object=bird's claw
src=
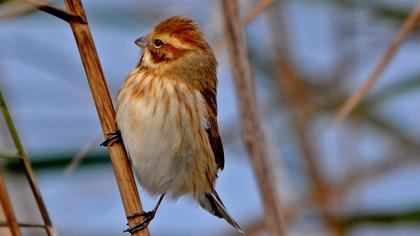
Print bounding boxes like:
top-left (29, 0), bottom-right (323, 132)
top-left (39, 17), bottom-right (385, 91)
top-left (100, 130), bottom-right (121, 147)
top-left (124, 211), bottom-right (156, 233)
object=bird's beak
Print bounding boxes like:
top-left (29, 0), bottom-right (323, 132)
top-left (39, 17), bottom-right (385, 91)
top-left (135, 35), bottom-right (148, 48)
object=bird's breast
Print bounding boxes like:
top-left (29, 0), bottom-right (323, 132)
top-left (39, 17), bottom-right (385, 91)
top-left (116, 71), bottom-right (216, 197)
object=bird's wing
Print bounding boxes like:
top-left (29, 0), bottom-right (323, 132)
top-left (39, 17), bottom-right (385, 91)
top-left (200, 88), bottom-right (225, 170)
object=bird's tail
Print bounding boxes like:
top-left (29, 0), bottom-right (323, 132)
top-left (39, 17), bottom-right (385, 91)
top-left (199, 191), bottom-right (243, 233)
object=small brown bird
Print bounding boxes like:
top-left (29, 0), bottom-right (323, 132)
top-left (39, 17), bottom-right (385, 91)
top-left (112, 16), bottom-right (242, 233)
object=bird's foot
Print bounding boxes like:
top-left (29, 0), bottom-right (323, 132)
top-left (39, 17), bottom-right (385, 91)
top-left (100, 130), bottom-right (121, 147)
top-left (124, 211), bottom-right (156, 233)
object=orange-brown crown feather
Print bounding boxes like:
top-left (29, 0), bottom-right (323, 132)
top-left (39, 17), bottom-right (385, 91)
top-left (152, 16), bottom-right (209, 50)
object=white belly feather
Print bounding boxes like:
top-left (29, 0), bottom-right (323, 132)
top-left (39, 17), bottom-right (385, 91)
top-left (116, 72), bottom-right (216, 199)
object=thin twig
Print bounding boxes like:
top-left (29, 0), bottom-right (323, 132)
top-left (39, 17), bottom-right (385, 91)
top-left (267, 1), bottom-right (345, 235)
top-left (221, 1), bottom-right (286, 235)
top-left (329, 0), bottom-right (359, 91)
top-left (0, 1), bottom-right (37, 21)
top-left (0, 151), bottom-right (20, 160)
top-left (64, 136), bottom-right (101, 174)
top-left (215, 0), bottom-right (275, 50)
top-left (0, 172), bottom-right (21, 236)
top-left (334, 3), bottom-right (420, 123)
top-left (341, 207), bottom-right (420, 227)
top-left (242, 0), bottom-right (275, 25)
top-left (220, 199), bottom-right (301, 236)
top-left (55, 1), bottom-right (149, 235)
top-left (25, 0), bottom-right (86, 23)
top-left (333, 152), bottom-right (418, 202)
top-left (0, 89), bottom-right (55, 236)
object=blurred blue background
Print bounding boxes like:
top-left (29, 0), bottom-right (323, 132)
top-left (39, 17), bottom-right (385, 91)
top-left (1, 0), bottom-right (420, 235)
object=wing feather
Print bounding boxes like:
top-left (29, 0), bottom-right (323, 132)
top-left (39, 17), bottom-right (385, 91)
top-left (200, 88), bottom-right (224, 170)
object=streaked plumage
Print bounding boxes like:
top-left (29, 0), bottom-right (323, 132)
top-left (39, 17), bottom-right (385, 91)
top-left (115, 16), bottom-right (241, 232)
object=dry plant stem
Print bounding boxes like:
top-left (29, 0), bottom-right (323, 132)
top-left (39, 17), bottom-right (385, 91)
top-left (242, 0), bottom-right (274, 25)
top-left (0, 1), bottom-right (37, 21)
top-left (0, 172), bottom-right (21, 236)
top-left (221, 1), bottom-right (286, 235)
top-left (223, 205), bottom-right (298, 236)
top-left (65, 137), bottom-right (101, 174)
top-left (329, 0), bottom-right (358, 90)
top-left (0, 89), bottom-right (55, 236)
top-left (243, 223), bottom-right (265, 236)
top-left (25, 0), bottom-right (86, 23)
top-left (221, 204), bottom-right (300, 236)
top-left (60, 1), bottom-right (148, 235)
top-left (334, 4), bottom-right (420, 123)
top-left (267, 2), bottom-right (345, 235)
top-left (278, 85), bottom-right (345, 235)
top-left (333, 152), bottom-right (418, 202)
top-left (215, 0), bottom-right (275, 50)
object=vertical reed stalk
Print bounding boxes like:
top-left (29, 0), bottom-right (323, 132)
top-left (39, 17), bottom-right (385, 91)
top-left (221, 1), bottom-right (286, 235)
top-left (61, 1), bottom-right (149, 235)
top-left (267, 2), bottom-right (345, 235)
top-left (0, 172), bottom-right (21, 236)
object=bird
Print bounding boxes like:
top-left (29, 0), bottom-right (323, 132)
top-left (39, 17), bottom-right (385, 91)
top-left (105, 16), bottom-right (242, 233)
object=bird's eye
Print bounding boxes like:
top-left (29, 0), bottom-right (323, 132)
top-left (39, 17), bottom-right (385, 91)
top-left (153, 39), bottom-right (164, 48)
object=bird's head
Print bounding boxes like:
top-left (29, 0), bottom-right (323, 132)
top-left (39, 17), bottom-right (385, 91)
top-left (135, 16), bottom-right (215, 73)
